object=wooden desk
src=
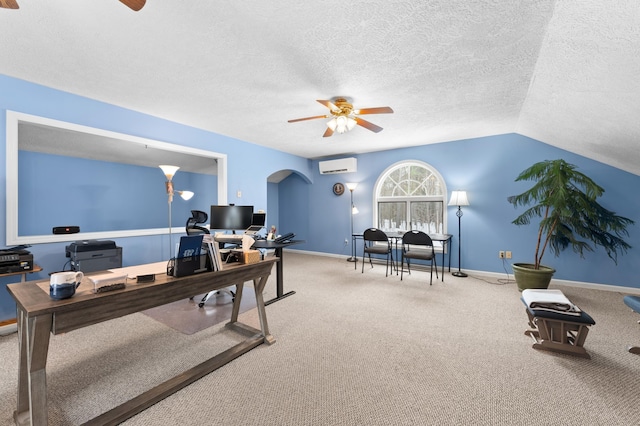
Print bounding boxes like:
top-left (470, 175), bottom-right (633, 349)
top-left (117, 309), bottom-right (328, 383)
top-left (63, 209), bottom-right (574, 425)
top-left (0, 266), bottom-right (43, 334)
top-left (1, 264), bottom-right (43, 282)
top-left (7, 258), bottom-right (277, 426)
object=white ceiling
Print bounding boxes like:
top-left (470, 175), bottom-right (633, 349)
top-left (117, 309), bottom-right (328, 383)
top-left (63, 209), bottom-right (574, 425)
top-left (1, 1), bottom-right (639, 174)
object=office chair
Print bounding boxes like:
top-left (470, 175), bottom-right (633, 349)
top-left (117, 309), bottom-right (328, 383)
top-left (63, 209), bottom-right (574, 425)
top-left (184, 210), bottom-right (235, 307)
top-left (401, 230), bottom-right (438, 285)
top-left (185, 210), bottom-right (210, 235)
top-left (362, 228), bottom-right (393, 277)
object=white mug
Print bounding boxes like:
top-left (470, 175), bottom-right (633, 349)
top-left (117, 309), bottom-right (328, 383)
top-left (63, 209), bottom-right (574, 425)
top-left (49, 271), bottom-right (84, 300)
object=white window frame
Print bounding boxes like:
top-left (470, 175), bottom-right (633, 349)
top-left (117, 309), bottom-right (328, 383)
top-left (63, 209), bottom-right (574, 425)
top-left (373, 160), bottom-right (448, 250)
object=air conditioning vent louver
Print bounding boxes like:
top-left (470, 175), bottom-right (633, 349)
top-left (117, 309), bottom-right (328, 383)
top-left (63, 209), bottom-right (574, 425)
top-left (319, 157), bottom-right (357, 174)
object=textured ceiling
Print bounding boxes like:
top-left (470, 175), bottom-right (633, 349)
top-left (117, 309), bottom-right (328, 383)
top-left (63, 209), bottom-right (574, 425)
top-left (1, 1), bottom-right (639, 174)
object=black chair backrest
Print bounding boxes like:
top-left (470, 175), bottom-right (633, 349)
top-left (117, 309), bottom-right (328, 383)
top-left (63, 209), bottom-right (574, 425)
top-left (363, 228), bottom-right (389, 243)
top-left (186, 210), bottom-right (210, 235)
top-left (402, 230), bottom-right (433, 247)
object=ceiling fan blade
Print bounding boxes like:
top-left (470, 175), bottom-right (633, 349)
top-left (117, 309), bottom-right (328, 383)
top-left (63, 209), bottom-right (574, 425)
top-left (288, 115), bottom-right (328, 123)
top-left (354, 106), bottom-right (394, 115)
top-left (0, 0), bottom-right (19, 9)
top-left (316, 100), bottom-right (339, 111)
top-left (355, 117), bottom-right (383, 133)
top-left (120, 0), bottom-right (146, 11)
top-left (323, 127), bottom-right (334, 138)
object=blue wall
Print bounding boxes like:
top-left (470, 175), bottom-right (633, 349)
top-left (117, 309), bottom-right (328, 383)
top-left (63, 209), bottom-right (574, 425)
top-left (19, 152), bottom-right (216, 234)
top-left (2, 73), bottom-right (639, 322)
top-left (289, 135), bottom-right (640, 289)
top-left (0, 74), bottom-right (311, 320)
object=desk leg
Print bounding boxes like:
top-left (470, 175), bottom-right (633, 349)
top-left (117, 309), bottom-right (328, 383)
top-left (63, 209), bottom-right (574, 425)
top-left (253, 276), bottom-right (275, 344)
top-left (441, 243), bottom-right (446, 282)
top-left (14, 310), bottom-right (52, 426)
top-left (229, 283), bottom-right (243, 323)
top-left (265, 248), bottom-right (295, 305)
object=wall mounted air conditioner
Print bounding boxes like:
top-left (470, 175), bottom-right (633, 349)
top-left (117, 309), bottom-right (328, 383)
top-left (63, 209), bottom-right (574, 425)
top-left (318, 157), bottom-right (357, 175)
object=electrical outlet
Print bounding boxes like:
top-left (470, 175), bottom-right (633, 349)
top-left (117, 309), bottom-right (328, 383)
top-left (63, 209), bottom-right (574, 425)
top-left (499, 251), bottom-right (505, 259)
top-left (506, 251), bottom-right (512, 259)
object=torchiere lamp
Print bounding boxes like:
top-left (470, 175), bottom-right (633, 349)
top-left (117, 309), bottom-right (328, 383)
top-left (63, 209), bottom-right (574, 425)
top-left (346, 182), bottom-right (359, 262)
top-left (159, 165), bottom-right (194, 260)
top-left (448, 190), bottom-right (469, 278)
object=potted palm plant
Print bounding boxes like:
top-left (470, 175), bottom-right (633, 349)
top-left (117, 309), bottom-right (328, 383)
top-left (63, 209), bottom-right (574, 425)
top-left (507, 159), bottom-right (634, 291)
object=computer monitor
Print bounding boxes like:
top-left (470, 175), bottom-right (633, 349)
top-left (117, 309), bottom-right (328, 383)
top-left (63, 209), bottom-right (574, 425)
top-left (209, 205), bottom-right (254, 231)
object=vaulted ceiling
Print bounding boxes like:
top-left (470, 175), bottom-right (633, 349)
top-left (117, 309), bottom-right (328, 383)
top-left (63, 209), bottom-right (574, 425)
top-left (1, 1), bottom-right (639, 174)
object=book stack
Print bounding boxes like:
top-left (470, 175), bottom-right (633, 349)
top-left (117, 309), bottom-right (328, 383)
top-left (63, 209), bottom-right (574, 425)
top-left (203, 235), bottom-right (223, 271)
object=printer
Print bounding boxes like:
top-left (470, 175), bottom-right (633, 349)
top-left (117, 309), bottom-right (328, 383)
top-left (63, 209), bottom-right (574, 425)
top-left (65, 240), bottom-right (122, 273)
top-left (0, 248), bottom-right (34, 274)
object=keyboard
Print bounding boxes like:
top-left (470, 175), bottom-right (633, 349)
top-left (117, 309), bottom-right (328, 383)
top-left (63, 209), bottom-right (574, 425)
top-left (214, 234), bottom-right (243, 244)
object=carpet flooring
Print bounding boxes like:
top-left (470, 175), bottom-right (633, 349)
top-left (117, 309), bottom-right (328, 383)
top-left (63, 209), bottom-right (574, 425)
top-left (1, 252), bottom-right (639, 425)
top-left (141, 288), bottom-right (256, 335)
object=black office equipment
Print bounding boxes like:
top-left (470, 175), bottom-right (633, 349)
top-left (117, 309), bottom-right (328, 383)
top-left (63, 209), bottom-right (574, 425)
top-left (274, 232), bottom-right (295, 243)
top-left (245, 212), bottom-right (266, 235)
top-left (210, 205), bottom-right (254, 231)
top-left (53, 226), bottom-right (80, 234)
top-left (0, 248), bottom-right (33, 273)
top-left (65, 240), bottom-right (122, 273)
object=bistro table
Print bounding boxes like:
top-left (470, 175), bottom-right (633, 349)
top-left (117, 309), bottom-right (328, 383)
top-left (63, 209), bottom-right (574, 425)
top-left (352, 231), bottom-right (452, 281)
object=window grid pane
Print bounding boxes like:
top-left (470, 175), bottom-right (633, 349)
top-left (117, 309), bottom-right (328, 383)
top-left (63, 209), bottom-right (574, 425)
top-left (378, 202), bottom-right (407, 231)
top-left (376, 162), bottom-right (446, 233)
top-left (410, 201), bottom-right (444, 234)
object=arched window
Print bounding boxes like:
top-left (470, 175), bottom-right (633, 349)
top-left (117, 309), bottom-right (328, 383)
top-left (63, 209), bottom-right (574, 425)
top-left (373, 161), bottom-right (447, 234)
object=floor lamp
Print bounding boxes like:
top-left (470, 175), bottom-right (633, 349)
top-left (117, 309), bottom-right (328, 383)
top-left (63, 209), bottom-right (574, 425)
top-left (346, 182), bottom-right (359, 262)
top-left (448, 190), bottom-right (469, 278)
top-left (159, 165), bottom-right (194, 260)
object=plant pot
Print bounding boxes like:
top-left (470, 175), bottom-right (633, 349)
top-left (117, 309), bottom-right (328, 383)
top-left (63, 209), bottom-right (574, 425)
top-left (512, 263), bottom-right (556, 292)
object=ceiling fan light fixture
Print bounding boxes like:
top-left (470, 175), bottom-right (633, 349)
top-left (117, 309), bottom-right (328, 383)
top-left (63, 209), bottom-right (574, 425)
top-left (292, 97), bottom-right (392, 137)
top-left (327, 116), bottom-right (356, 134)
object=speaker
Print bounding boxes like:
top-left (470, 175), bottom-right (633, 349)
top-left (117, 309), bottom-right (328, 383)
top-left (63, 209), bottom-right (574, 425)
top-left (53, 226), bottom-right (80, 235)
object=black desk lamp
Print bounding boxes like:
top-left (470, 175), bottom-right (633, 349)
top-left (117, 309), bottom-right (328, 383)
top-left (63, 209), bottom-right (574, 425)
top-left (448, 190), bottom-right (469, 278)
top-left (346, 182), bottom-right (359, 262)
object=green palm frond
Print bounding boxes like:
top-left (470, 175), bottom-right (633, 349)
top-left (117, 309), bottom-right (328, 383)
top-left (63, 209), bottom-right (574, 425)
top-left (508, 159), bottom-right (633, 269)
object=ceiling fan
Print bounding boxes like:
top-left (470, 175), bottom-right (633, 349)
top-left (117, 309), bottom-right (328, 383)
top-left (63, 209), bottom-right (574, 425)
top-left (288, 97), bottom-right (393, 137)
top-left (0, 0), bottom-right (146, 11)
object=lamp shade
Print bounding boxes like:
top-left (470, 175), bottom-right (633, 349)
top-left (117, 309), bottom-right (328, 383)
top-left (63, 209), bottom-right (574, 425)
top-left (178, 190), bottom-right (194, 201)
top-left (448, 190), bottom-right (469, 206)
top-left (159, 165), bottom-right (179, 180)
top-left (345, 182), bottom-right (358, 191)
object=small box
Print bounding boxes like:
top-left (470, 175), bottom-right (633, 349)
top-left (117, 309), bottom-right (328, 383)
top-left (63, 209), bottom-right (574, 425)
top-left (89, 273), bottom-right (128, 293)
top-left (242, 250), bottom-right (261, 264)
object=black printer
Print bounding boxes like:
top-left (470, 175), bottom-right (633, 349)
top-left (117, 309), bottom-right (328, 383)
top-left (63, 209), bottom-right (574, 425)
top-left (0, 248), bottom-right (34, 274)
top-left (65, 240), bottom-right (123, 272)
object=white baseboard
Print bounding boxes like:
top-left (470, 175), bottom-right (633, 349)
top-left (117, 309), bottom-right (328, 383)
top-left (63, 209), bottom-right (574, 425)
top-left (289, 249), bottom-right (640, 295)
top-left (0, 323), bottom-right (17, 336)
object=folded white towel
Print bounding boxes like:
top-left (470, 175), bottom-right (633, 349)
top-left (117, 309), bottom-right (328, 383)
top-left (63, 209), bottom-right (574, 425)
top-left (522, 289), bottom-right (582, 316)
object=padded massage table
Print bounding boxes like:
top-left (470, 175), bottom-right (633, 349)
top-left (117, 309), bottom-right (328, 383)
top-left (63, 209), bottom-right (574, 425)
top-left (521, 289), bottom-right (595, 359)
